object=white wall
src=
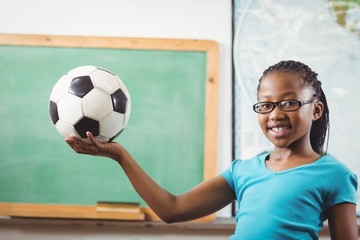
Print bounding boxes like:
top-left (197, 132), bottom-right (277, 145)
top-left (0, 0), bottom-right (233, 238)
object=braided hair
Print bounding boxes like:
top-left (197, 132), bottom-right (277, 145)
top-left (258, 60), bottom-right (330, 155)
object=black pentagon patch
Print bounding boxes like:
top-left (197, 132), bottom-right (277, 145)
top-left (68, 76), bottom-right (94, 98)
top-left (111, 88), bottom-right (128, 113)
top-left (49, 100), bottom-right (59, 124)
top-left (74, 117), bottom-right (99, 138)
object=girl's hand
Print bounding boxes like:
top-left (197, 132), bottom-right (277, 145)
top-left (65, 132), bottom-right (122, 160)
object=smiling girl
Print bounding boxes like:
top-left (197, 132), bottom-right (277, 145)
top-left (66, 60), bottom-right (358, 239)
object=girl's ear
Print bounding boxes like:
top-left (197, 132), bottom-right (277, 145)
top-left (312, 100), bottom-right (324, 121)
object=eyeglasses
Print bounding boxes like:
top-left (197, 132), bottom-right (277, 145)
top-left (253, 99), bottom-right (315, 114)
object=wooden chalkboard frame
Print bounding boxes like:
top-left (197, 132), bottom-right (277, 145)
top-left (0, 33), bottom-right (219, 222)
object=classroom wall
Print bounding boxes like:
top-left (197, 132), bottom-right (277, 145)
top-left (0, 0), bottom-right (233, 239)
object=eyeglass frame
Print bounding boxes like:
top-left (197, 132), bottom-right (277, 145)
top-left (252, 99), bottom-right (315, 114)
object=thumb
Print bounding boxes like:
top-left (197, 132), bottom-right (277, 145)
top-left (86, 131), bottom-right (99, 146)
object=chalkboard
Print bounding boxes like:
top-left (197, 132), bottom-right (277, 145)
top-left (0, 34), bottom-right (219, 220)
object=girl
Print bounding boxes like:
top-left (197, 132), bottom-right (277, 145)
top-left (65, 60), bottom-right (358, 239)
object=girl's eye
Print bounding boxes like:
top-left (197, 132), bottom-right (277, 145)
top-left (289, 101), bottom-right (297, 105)
top-left (260, 103), bottom-right (272, 109)
top-left (281, 100), bottom-right (298, 109)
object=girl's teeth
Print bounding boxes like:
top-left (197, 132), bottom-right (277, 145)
top-left (272, 127), bottom-right (286, 132)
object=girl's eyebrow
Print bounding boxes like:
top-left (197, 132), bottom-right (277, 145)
top-left (258, 92), bottom-right (298, 101)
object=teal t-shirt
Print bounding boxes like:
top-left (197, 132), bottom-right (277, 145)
top-left (221, 153), bottom-right (358, 240)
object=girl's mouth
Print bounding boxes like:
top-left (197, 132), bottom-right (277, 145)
top-left (268, 126), bottom-right (291, 137)
top-left (270, 127), bottom-right (289, 132)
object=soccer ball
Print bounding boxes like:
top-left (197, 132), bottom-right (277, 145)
top-left (49, 65), bottom-right (131, 143)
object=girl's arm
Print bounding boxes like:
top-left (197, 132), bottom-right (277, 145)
top-left (326, 202), bottom-right (358, 240)
top-left (65, 132), bottom-right (235, 223)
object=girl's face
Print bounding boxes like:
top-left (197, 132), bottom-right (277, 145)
top-left (257, 71), bottom-right (322, 151)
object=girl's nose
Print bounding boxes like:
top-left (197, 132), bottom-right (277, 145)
top-left (269, 106), bottom-right (286, 121)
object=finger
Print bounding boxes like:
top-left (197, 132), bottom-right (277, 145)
top-left (65, 137), bottom-right (78, 149)
top-left (65, 135), bottom-right (88, 153)
top-left (86, 131), bottom-right (99, 147)
top-left (64, 137), bottom-right (73, 145)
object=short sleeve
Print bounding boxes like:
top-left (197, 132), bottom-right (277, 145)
top-left (220, 160), bottom-right (239, 191)
top-left (326, 172), bottom-right (358, 208)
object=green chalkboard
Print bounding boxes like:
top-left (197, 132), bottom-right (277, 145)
top-left (0, 34), bottom-right (219, 212)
